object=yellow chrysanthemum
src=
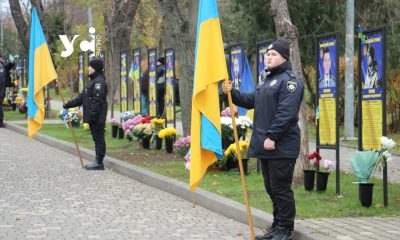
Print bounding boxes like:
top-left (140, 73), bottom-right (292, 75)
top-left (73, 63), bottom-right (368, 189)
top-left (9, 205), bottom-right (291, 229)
top-left (15, 97), bottom-right (24, 104)
top-left (83, 123), bottom-right (90, 130)
top-left (224, 141), bottom-right (249, 158)
top-left (157, 127), bottom-right (176, 139)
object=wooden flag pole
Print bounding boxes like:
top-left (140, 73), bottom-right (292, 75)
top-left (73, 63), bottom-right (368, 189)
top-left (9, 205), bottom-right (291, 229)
top-left (57, 77), bottom-right (84, 168)
top-left (226, 84), bottom-right (255, 239)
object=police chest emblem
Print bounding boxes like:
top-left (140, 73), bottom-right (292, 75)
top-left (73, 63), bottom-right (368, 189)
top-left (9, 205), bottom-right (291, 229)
top-left (95, 83), bottom-right (101, 90)
top-left (270, 79), bottom-right (277, 86)
top-left (287, 81), bottom-right (297, 92)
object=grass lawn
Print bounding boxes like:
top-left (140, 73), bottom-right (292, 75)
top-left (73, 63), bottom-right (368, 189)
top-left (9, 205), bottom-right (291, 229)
top-left (21, 123), bottom-right (400, 219)
top-left (3, 110), bottom-right (27, 121)
top-left (4, 110), bottom-right (60, 121)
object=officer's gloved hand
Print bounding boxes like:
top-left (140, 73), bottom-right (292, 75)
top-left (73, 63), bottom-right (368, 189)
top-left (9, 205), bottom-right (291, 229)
top-left (63, 103), bottom-right (69, 109)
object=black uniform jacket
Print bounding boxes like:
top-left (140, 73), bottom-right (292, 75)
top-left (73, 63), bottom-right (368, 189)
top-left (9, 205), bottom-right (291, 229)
top-left (66, 72), bottom-right (108, 124)
top-left (231, 61), bottom-right (303, 159)
top-left (0, 61), bottom-right (15, 99)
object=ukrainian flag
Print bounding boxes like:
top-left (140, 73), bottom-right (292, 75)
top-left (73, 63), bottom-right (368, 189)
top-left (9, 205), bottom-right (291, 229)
top-left (27, 8), bottom-right (58, 139)
top-left (128, 62), bottom-right (139, 81)
top-left (190, 0), bottom-right (228, 192)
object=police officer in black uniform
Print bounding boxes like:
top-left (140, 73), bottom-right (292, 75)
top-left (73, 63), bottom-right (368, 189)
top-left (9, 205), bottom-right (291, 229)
top-left (0, 55), bottom-right (15, 128)
top-left (223, 39), bottom-right (303, 240)
top-left (64, 59), bottom-right (108, 170)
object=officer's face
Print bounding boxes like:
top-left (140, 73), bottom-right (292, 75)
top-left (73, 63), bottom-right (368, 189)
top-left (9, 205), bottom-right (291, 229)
top-left (88, 66), bottom-right (95, 75)
top-left (266, 50), bottom-right (286, 69)
top-left (323, 52), bottom-right (331, 75)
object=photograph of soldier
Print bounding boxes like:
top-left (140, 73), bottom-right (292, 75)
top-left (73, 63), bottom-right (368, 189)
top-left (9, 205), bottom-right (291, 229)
top-left (232, 55), bottom-right (241, 90)
top-left (364, 44), bottom-right (381, 89)
top-left (318, 47), bottom-right (336, 88)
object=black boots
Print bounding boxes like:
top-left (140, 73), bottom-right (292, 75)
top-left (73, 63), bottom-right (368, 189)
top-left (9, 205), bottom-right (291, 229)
top-left (85, 157), bottom-right (104, 170)
top-left (271, 227), bottom-right (293, 240)
top-left (0, 119), bottom-right (3, 128)
top-left (256, 226), bottom-right (293, 240)
top-left (255, 226), bottom-right (278, 240)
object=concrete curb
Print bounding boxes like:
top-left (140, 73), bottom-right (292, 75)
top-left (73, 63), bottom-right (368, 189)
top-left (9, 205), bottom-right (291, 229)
top-left (5, 121), bottom-right (321, 240)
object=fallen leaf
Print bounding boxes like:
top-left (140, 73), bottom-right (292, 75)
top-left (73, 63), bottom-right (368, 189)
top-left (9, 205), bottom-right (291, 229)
top-left (212, 181), bottom-right (220, 186)
top-left (375, 203), bottom-right (384, 208)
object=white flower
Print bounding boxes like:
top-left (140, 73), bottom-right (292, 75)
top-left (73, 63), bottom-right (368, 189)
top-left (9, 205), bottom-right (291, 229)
top-left (323, 159), bottom-right (334, 172)
top-left (381, 136), bottom-right (396, 150)
top-left (238, 116), bottom-right (253, 127)
top-left (220, 117), bottom-right (232, 126)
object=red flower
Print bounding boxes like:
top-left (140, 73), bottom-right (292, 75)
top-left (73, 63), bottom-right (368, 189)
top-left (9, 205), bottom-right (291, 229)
top-left (307, 151), bottom-right (321, 161)
top-left (314, 160), bottom-right (319, 167)
top-left (140, 116), bottom-right (152, 123)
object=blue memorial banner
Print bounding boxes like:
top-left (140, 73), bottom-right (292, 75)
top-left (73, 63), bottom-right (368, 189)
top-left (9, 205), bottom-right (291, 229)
top-left (165, 49), bottom-right (175, 125)
top-left (120, 51), bottom-right (128, 113)
top-left (148, 49), bottom-right (157, 117)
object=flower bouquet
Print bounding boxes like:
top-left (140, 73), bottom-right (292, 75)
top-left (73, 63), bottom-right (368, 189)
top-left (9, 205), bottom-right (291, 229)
top-left (223, 141), bottom-right (250, 174)
top-left (349, 137), bottom-right (395, 207)
top-left (158, 127), bottom-right (177, 153)
top-left (59, 108), bottom-right (82, 128)
top-left (111, 118), bottom-right (120, 138)
top-left (120, 110), bottom-right (136, 122)
top-left (174, 136), bottom-right (191, 156)
top-left (303, 151), bottom-right (321, 191)
top-left (236, 116), bottom-right (253, 139)
top-left (151, 118), bottom-right (166, 149)
top-left (132, 123), bottom-right (153, 149)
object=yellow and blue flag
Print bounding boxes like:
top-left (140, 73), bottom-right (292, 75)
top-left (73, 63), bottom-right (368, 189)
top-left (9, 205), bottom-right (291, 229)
top-left (190, 0), bottom-right (228, 192)
top-left (129, 62), bottom-right (140, 81)
top-left (238, 54), bottom-right (255, 116)
top-left (27, 8), bottom-right (58, 139)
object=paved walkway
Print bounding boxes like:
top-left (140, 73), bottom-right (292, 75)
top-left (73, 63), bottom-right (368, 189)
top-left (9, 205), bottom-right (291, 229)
top-left (0, 128), bottom-right (252, 239)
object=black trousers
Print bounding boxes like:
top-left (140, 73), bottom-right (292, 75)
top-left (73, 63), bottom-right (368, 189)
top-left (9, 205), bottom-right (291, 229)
top-left (0, 97), bottom-right (4, 120)
top-left (156, 84), bottom-right (165, 118)
top-left (260, 158), bottom-right (296, 230)
top-left (89, 122), bottom-right (106, 163)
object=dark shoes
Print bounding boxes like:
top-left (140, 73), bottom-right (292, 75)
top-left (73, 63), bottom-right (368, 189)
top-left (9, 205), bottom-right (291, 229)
top-left (0, 119), bottom-right (4, 128)
top-left (84, 161), bottom-right (104, 170)
top-left (256, 226), bottom-right (293, 240)
top-left (255, 226), bottom-right (278, 240)
top-left (271, 227), bottom-right (293, 240)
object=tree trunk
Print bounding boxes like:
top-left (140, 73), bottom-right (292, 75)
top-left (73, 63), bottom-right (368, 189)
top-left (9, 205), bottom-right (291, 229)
top-left (157, 0), bottom-right (198, 136)
top-left (270, 0), bottom-right (309, 184)
top-left (103, 0), bottom-right (141, 118)
top-left (9, 0), bottom-right (29, 51)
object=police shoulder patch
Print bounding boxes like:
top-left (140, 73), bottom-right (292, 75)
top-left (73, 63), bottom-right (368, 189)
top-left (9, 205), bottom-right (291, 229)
top-left (287, 81), bottom-right (297, 92)
top-left (95, 83), bottom-right (102, 90)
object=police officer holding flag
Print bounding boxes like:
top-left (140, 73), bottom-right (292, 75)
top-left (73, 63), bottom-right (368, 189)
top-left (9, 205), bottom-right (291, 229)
top-left (64, 59), bottom-right (108, 170)
top-left (223, 39), bottom-right (303, 240)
